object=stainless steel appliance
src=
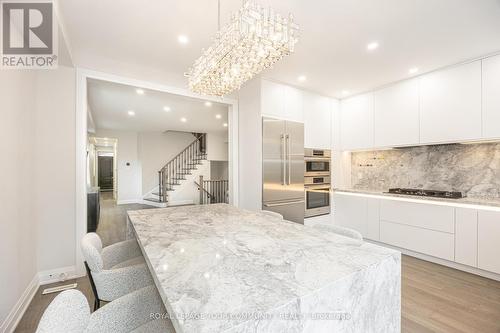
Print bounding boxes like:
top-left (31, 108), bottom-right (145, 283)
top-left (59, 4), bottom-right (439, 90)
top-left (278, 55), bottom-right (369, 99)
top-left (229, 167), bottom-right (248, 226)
top-left (262, 117), bottom-right (305, 224)
top-left (305, 175), bottom-right (331, 217)
top-left (304, 148), bottom-right (331, 177)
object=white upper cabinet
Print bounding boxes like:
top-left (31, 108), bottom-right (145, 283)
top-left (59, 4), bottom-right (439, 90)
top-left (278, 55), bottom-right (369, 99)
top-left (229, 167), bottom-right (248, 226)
top-left (261, 80), bottom-right (303, 122)
top-left (340, 93), bottom-right (374, 150)
top-left (304, 92), bottom-right (332, 149)
top-left (482, 55), bottom-right (500, 139)
top-left (419, 61), bottom-right (482, 144)
top-left (283, 85), bottom-right (304, 122)
top-left (374, 79), bottom-right (420, 147)
top-left (261, 80), bottom-right (285, 119)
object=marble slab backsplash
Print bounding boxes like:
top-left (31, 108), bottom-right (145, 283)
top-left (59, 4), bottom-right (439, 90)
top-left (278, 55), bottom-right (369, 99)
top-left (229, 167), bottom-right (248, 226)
top-left (351, 143), bottom-right (500, 199)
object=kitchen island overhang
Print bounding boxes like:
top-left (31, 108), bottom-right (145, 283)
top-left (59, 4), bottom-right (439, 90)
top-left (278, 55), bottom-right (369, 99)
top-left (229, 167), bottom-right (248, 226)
top-left (127, 204), bottom-right (401, 333)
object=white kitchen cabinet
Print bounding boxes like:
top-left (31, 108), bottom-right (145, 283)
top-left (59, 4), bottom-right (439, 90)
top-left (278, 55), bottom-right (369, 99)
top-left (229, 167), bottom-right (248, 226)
top-left (304, 92), bottom-right (332, 149)
top-left (340, 93), bottom-right (374, 150)
top-left (482, 55), bottom-right (500, 139)
top-left (366, 197), bottom-right (380, 241)
top-left (455, 208), bottom-right (478, 267)
top-left (333, 193), bottom-right (379, 240)
top-left (380, 220), bottom-right (455, 261)
top-left (261, 80), bottom-right (303, 122)
top-left (261, 80), bottom-right (284, 119)
top-left (419, 61), bottom-right (482, 144)
top-left (478, 210), bottom-right (500, 274)
top-left (283, 85), bottom-right (304, 122)
top-left (374, 79), bottom-right (419, 147)
top-left (380, 199), bottom-right (455, 233)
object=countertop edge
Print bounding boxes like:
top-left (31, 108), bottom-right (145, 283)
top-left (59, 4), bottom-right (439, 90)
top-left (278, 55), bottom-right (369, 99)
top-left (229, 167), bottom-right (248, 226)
top-left (333, 189), bottom-right (500, 211)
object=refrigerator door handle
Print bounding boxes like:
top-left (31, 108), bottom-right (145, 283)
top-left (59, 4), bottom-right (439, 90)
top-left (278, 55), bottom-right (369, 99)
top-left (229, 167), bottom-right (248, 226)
top-left (287, 134), bottom-right (291, 185)
top-left (280, 134), bottom-right (286, 185)
top-left (263, 200), bottom-right (305, 207)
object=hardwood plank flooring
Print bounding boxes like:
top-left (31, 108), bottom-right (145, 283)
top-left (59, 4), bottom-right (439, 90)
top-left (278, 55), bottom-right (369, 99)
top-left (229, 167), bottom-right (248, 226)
top-left (13, 193), bottom-right (500, 332)
top-left (14, 192), bottom-right (153, 333)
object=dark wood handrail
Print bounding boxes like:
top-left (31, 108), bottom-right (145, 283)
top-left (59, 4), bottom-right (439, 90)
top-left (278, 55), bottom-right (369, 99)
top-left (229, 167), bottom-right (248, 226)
top-left (194, 181), bottom-right (213, 199)
top-left (159, 134), bottom-right (205, 172)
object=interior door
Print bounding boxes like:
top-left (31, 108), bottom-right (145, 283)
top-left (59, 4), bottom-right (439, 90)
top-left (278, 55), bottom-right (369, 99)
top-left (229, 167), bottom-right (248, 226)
top-left (98, 156), bottom-right (114, 190)
top-left (262, 117), bottom-right (287, 203)
top-left (285, 120), bottom-right (305, 199)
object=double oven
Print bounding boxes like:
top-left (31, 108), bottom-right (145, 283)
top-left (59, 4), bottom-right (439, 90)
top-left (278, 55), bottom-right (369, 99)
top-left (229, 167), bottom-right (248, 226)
top-left (304, 149), bottom-right (331, 218)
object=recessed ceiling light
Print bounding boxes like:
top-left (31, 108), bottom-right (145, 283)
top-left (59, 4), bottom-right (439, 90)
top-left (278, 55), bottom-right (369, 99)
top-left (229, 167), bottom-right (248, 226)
top-left (178, 35), bottom-right (189, 44)
top-left (223, 123), bottom-right (228, 127)
top-left (342, 90), bottom-right (350, 96)
top-left (180, 117), bottom-right (187, 122)
top-left (136, 88), bottom-right (144, 95)
top-left (204, 101), bottom-right (212, 107)
top-left (215, 114), bottom-right (222, 119)
top-left (409, 67), bottom-right (419, 75)
top-left (128, 110), bottom-right (135, 116)
top-left (163, 106), bottom-right (171, 112)
top-left (297, 75), bottom-right (307, 82)
top-left (366, 41), bottom-right (379, 51)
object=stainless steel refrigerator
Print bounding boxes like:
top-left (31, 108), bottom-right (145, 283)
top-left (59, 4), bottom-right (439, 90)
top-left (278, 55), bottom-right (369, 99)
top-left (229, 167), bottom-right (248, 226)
top-left (262, 117), bottom-right (305, 224)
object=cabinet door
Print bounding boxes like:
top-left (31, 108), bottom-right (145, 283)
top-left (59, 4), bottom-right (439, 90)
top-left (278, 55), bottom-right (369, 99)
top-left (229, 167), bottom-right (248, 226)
top-left (455, 208), bottom-right (478, 267)
top-left (478, 210), bottom-right (500, 274)
top-left (419, 61), bottom-right (482, 143)
top-left (374, 79), bottom-right (419, 147)
top-left (482, 55), bottom-right (500, 139)
top-left (340, 93), bottom-right (374, 150)
top-left (304, 92), bottom-right (332, 149)
top-left (261, 80), bottom-right (284, 119)
top-left (334, 193), bottom-right (368, 236)
top-left (333, 193), bottom-right (379, 240)
top-left (283, 85), bottom-right (303, 122)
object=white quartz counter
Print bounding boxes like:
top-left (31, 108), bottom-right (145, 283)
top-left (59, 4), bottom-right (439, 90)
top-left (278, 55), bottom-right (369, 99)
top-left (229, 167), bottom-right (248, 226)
top-left (128, 204), bottom-right (401, 333)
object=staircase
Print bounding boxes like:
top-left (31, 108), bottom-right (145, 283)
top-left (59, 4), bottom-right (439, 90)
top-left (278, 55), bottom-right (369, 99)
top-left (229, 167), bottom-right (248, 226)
top-left (144, 133), bottom-right (207, 205)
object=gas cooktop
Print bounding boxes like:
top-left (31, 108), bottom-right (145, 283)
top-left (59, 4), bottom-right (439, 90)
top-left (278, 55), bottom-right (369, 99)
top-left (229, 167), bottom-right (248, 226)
top-left (387, 188), bottom-right (464, 199)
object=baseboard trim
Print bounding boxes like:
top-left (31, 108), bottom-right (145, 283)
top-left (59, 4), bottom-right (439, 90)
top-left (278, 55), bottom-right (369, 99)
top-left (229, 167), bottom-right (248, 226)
top-left (0, 274), bottom-right (39, 333)
top-left (38, 265), bottom-right (81, 285)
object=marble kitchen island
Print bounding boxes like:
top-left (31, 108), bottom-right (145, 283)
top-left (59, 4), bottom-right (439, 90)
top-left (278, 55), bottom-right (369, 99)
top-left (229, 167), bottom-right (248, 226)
top-left (127, 204), bottom-right (401, 333)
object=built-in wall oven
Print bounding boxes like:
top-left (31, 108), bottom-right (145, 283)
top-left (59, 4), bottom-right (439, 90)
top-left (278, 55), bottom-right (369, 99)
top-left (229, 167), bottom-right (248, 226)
top-left (304, 148), bottom-right (331, 218)
top-left (304, 148), bottom-right (331, 177)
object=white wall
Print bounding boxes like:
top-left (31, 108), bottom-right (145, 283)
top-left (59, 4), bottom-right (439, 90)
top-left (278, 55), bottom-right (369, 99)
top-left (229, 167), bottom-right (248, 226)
top-left (34, 67), bottom-right (77, 272)
top-left (168, 161), bottom-right (211, 205)
top-left (138, 131), bottom-right (194, 194)
top-left (237, 79), bottom-right (263, 211)
top-left (0, 71), bottom-right (37, 330)
top-left (95, 129), bottom-right (142, 203)
top-left (206, 131), bottom-right (228, 161)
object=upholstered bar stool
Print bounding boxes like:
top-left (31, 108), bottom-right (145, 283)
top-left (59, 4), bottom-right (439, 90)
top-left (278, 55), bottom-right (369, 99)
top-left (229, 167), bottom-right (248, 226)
top-left (81, 233), bottom-right (153, 310)
top-left (36, 286), bottom-right (175, 333)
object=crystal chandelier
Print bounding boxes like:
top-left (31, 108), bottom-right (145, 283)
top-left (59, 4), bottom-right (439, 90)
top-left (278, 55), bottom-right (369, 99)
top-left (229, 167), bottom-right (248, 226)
top-left (186, 0), bottom-right (299, 96)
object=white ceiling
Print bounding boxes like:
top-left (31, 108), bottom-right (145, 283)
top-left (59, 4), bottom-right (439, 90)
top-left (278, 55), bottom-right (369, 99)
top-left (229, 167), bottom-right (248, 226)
top-left (59, 0), bottom-right (500, 98)
top-left (87, 79), bottom-right (229, 132)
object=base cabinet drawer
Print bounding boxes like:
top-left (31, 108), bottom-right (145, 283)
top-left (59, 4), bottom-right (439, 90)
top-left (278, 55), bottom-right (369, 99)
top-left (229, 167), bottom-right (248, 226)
top-left (380, 199), bottom-right (455, 233)
top-left (478, 211), bottom-right (500, 274)
top-left (380, 221), bottom-right (455, 261)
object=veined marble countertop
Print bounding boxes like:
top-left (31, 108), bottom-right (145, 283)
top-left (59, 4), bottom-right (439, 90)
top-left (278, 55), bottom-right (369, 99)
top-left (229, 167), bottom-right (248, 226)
top-left (334, 188), bottom-right (500, 210)
top-left (128, 204), bottom-right (401, 333)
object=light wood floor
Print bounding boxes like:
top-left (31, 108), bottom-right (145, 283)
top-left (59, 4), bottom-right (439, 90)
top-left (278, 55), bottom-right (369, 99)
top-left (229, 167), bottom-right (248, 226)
top-left (14, 194), bottom-right (500, 332)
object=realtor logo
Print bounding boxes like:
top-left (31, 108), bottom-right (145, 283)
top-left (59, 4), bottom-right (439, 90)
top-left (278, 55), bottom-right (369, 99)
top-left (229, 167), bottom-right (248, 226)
top-left (1, 0), bottom-right (58, 69)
